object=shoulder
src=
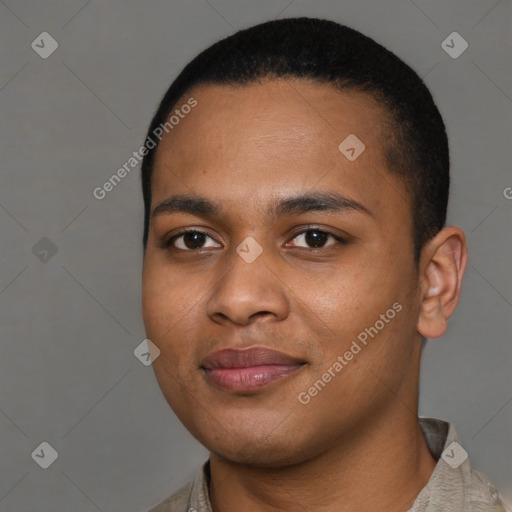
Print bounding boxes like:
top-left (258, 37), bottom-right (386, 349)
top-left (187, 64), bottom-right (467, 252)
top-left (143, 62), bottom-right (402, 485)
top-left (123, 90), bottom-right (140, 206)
top-left (468, 467), bottom-right (507, 512)
top-left (147, 482), bottom-right (193, 512)
top-left (414, 417), bottom-right (507, 512)
top-left (147, 460), bottom-right (211, 512)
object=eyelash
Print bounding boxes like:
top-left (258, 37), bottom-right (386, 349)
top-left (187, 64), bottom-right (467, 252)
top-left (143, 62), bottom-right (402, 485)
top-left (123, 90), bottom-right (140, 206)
top-left (160, 227), bottom-right (348, 252)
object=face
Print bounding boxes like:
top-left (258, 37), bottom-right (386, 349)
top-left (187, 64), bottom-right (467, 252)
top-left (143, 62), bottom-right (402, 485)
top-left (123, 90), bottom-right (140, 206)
top-left (142, 79), bottom-right (424, 467)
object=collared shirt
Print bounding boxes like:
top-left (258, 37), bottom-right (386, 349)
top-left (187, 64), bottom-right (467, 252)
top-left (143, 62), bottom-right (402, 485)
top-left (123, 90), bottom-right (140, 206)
top-left (148, 417), bottom-right (506, 512)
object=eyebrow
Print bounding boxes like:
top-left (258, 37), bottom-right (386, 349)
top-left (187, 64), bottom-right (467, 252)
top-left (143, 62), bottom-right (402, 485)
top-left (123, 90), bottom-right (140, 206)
top-left (151, 191), bottom-right (372, 219)
top-left (152, 195), bottom-right (220, 218)
top-left (269, 191), bottom-right (372, 218)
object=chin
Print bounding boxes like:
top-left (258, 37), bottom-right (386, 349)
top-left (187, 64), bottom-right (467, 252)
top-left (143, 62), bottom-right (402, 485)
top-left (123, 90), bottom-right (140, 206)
top-left (210, 442), bottom-right (312, 468)
top-left (192, 422), bottom-right (318, 468)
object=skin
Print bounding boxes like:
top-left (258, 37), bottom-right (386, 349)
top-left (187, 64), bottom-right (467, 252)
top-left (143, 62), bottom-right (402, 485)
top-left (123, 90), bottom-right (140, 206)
top-left (142, 79), bottom-right (468, 511)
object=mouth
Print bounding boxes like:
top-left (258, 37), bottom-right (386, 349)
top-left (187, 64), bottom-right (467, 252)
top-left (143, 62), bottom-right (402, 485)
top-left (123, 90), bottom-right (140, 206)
top-left (200, 346), bottom-right (306, 393)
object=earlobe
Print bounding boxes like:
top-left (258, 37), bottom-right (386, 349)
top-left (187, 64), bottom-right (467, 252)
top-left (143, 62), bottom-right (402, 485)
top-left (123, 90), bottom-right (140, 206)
top-left (417, 227), bottom-right (468, 339)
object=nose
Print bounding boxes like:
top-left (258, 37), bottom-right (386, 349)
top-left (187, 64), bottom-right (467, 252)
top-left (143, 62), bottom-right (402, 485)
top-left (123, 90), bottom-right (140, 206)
top-left (205, 246), bottom-right (289, 326)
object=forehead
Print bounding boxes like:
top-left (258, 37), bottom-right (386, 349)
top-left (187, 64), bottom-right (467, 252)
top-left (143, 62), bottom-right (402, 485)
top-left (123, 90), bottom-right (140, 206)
top-left (156, 79), bottom-right (390, 159)
top-left (151, 79), bottom-right (407, 221)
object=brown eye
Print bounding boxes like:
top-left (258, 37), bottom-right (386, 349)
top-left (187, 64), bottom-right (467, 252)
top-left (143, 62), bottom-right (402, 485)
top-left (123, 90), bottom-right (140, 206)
top-left (289, 229), bottom-right (345, 249)
top-left (168, 230), bottom-right (221, 251)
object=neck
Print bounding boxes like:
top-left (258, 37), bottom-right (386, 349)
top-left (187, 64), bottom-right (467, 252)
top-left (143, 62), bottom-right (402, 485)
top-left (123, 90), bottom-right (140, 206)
top-left (208, 409), bottom-right (436, 512)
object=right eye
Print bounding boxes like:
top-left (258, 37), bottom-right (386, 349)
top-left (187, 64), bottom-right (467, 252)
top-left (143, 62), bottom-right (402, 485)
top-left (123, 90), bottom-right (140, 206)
top-left (164, 230), bottom-right (222, 251)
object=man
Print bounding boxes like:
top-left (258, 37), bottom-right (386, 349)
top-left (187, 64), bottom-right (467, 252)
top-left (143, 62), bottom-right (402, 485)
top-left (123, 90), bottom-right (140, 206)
top-left (141, 17), bottom-right (506, 512)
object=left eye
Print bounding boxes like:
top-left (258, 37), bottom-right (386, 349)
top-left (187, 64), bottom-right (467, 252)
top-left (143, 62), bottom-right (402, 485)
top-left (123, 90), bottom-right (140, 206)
top-left (288, 229), bottom-right (343, 249)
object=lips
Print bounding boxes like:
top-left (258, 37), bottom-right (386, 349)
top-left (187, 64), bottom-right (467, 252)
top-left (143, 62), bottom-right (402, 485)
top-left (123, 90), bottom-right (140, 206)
top-left (200, 347), bottom-right (305, 392)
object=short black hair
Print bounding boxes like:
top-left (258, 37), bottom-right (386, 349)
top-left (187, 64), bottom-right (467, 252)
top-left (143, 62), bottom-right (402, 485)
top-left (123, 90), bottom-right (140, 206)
top-left (141, 17), bottom-right (449, 260)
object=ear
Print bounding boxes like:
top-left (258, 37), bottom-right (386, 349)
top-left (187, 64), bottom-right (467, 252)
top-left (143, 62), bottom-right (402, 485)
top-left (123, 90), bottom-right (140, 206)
top-left (417, 226), bottom-right (468, 339)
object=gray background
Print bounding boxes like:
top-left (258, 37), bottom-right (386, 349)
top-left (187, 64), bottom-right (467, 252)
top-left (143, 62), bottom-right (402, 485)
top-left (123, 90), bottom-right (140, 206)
top-left (0, 0), bottom-right (510, 510)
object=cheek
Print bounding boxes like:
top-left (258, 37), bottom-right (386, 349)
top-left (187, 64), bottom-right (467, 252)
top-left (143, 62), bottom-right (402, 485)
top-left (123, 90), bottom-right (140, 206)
top-left (142, 262), bottom-right (191, 347)
top-left (142, 263), bottom-right (213, 378)
top-left (142, 267), bottom-right (169, 338)
top-left (304, 266), bottom-right (383, 328)
top-left (309, 263), bottom-right (413, 363)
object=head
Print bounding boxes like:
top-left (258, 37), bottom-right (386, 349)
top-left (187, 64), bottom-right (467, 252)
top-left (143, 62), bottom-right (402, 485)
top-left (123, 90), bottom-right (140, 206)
top-left (141, 18), bottom-right (467, 466)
